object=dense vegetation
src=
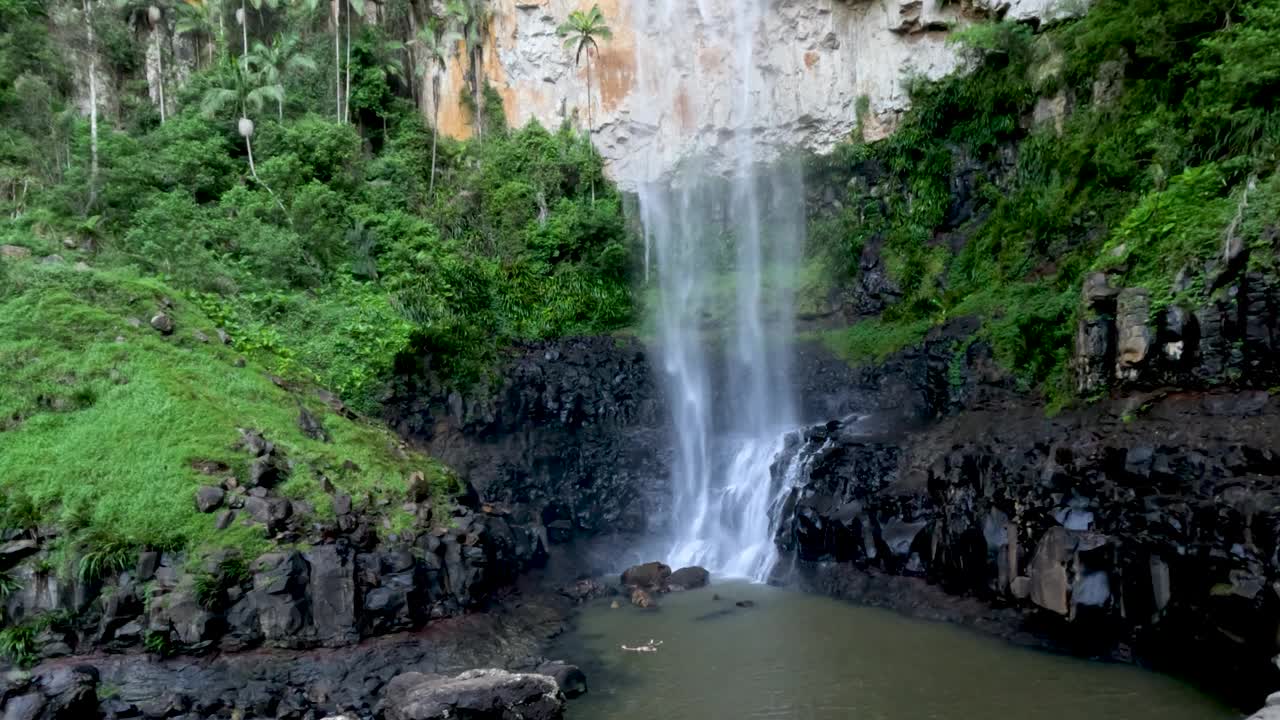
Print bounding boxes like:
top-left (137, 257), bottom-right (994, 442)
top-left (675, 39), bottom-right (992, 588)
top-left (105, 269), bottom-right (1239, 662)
top-left (807, 0), bottom-right (1280, 405)
top-left (2, 0), bottom-right (1278, 631)
top-left (0, 0), bottom-right (629, 564)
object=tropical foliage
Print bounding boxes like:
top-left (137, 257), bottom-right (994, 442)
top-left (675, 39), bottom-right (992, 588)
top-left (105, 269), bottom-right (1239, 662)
top-left (0, 0), bottom-right (630, 560)
top-left (808, 0), bottom-right (1280, 408)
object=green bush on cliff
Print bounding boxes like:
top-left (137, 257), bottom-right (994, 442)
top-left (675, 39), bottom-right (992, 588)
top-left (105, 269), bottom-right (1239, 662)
top-left (809, 0), bottom-right (1280, 403)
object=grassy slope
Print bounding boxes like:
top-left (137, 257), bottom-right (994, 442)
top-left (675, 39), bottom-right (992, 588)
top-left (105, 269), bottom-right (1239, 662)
top-left (0, 252), bottom-right (453, 557)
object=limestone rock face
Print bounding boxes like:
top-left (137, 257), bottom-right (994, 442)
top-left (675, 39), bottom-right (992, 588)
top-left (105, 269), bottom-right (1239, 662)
top-left (431, 0), bottom-right (1081, 184)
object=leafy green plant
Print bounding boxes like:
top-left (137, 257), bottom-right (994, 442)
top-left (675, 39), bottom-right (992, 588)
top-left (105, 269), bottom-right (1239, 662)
top-left (143, 629), bottom-right (175, 657)
top-left (0, 571), bottom-right (20, 600)
top-left (76, 533), bottom-right (138, 583)
top-left (0, 623), bottom-right (40, 667)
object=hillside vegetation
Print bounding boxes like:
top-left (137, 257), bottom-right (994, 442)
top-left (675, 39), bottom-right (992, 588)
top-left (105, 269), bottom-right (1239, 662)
top-left (0, 0), bottom-right (629, 565)
top-left (805, 0), bottom-right (1280, 406)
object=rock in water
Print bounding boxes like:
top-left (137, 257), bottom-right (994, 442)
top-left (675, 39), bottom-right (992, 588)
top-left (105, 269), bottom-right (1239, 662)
top-left (620, 561), bottom-right (671, 591)
top-left (630, 588), bottom-right (657, 609)
top-left (668, 566), bottom-right (710, 590)
top-left (380, 669), bottom-right (563, 720)
top-left (535, 662), bottom-right (588, 699)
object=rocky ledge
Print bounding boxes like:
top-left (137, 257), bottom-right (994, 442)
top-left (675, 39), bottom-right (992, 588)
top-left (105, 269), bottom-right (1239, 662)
top-left (0, 597), bottom-right (585, 720)
top-left (771, 390), bottom-right (1280, 708)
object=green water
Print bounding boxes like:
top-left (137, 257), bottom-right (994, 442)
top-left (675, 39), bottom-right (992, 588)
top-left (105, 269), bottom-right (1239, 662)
top-left (556, 582), bottom-right (1238, 720)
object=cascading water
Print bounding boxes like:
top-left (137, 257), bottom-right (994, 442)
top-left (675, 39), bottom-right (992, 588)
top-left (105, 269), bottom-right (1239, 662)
top-left (629, 0), bottom-right (806, 581)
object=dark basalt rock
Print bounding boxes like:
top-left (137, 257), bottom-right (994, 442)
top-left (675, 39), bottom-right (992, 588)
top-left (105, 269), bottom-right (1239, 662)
top-left (558, 578), bottom-right (613, 605)
top-left (386, 337), bottom-right (670, 542)
top-left (533, 662), bottom-right (587, 699)
top-left (772, 391), bottom-right (1280, 708)
top-left (668, 566), bottom-right (710, 591)
top-left (380, 669), bottom-right (563, 720)
top-left (193, 485), bottom-right (224, 513)
top-left (620, 562), bottom-right (671, 591)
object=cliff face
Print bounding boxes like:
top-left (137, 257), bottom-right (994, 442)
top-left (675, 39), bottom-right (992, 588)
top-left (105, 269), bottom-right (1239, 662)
top-left (432, 0), bottom-right (1078, 183)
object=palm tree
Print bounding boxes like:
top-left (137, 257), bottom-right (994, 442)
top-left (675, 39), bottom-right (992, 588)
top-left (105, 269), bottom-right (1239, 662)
top-left (287, 0), bottom-right (339, 122)
top-left (341, 0), bottom-right (367, 123)
top-left (175, 0), bottom-right (222, 68)
top-left (247, 32), bottom-right (316, 120)
top-left (82, 0), bottom-right (101, 212)
top-left (557, 5), bottom-right (611, 141)
top-left (201, 55), bottom-right (281, 186)
top-left (445, 0), bottom-right (492, 137)
top-left (557, 5), bottom-right (611, 202)
top-left (412, 23), bottom-right (460, 194)
top-left (114, 0), bottom-right (170, 122)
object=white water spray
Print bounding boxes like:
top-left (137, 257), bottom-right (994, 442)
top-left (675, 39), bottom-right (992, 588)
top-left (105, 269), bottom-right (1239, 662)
top-left (629, 1), bottom-right (806, 581)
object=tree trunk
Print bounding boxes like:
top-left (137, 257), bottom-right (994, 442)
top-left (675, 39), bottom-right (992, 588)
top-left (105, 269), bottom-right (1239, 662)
top-left (344, 2), bottom-right (352, 124)
top-left (278, 97), bottom-right (284, 122)
top-left (245, 132), bottom-right (258, 180)
top-left (586, 53), bottom-right (595, 204)
top-left (155, 29), bottom-right (166, 123)
top-left (429, 77), bottom-right (439, 196)
top-left (407, 4), bottom-right (419, 106)
top-left (83, 0), bottom-right (100, 212)
top-left (334, 0), bottom-right (342, 122)
top-left (471, 45), bottom-right (483, 138)
top-left (240, 0), bottom-right (248, 57)
top-left (586, 54), bottom-right (594, 140)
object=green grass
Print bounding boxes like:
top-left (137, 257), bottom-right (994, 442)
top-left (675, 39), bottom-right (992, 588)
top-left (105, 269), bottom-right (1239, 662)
top-left (0, 256), bottom-right (456, 558)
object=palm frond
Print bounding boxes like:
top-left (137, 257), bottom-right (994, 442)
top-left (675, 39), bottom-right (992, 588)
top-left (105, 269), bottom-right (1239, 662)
top-left (200, 87), bottom-right (237, 116)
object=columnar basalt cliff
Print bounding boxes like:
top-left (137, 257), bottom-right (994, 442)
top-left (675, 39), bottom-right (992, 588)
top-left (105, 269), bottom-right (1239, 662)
top-left (768, 254), bottom-right (1280, 708)
top-left (386, 337), bottom-right (670, 548)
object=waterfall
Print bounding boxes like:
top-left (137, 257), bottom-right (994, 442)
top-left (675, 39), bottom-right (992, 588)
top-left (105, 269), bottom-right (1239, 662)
top-left (629, 1), bottom-right (806, 581)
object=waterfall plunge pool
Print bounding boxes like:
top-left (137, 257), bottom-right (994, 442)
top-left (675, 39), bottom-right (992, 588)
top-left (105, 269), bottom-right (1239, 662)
top-left (552, 581), bottom-right (1235, 720)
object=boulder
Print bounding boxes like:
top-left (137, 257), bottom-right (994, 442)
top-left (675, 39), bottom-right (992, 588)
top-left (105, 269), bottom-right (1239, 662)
top-left (1028, 527), bottom-right (1073, 616)
top-left (620, 561), bottom-right (671, 591)
top-left (194, 485), bottom-right (225, 513)
top-left (305, 545), bottom-right (358, 647)
top-left (214, 510), bottom-right (235, 530)
top-left (149, 313), bottom-right (175, 335)
top-left (333, 492), bottom-right (353, 516)
top-left (1115, 288), bottom-right (1152, 382)
top-left (297, 406), bottom-right (331, 442)
top-left (0, 245), bottom-right (32, 260)
top-left (667, 566), bottom-right (710, 591)
top-left (244, 496), bottom-right (291, 530)
top-left (248, 453), bottom-right (289, 488)
top-left (247, 552), bottom-right (309, 645)
top-left (0, 538), bottom-right (39, 568)
top-left (629, 588), bottom-right (656, 609)
top-left (149, 587), bottom-right (215, 648)
top-left (559, 578), bottom-right (612, 604)
top-left (380, 669), bottom-right (563, 720)
top-left (39, 665), bottom-right (99, 719)
top-left (534, 662), bottom-right (587, 699)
